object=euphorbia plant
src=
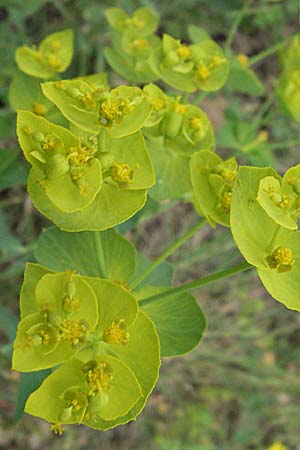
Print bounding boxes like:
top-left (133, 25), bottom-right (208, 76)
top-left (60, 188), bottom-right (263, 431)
top-left (9, 4), bottom-right (300, 435)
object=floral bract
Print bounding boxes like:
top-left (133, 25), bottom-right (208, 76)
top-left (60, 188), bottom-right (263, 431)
top-left (17, 109), bottom-right (155, 230)
top-left (16, 29), bottom-right (73, 79)
top-left (13, 263), bottom-right (160, 430)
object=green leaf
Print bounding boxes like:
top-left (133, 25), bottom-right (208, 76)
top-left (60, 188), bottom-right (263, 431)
top-left (34, 227), bottom-right (136, 282)
top-left (0, 304), bottom-right (17, 341)
top-left (141, 290), bottom-right (206, 357)
top-left (28, 167), bottom-right (147, 231)
top-left (15, 369), bottom-right (51, 422)
top-left (0, 209), bottom-right (26, 259)
top-left (188, 25), bottom-right (210, 44)
top-left (148, 137), bottom-right (192, 201)
top-left (131, 252), bottom-right (173, 288)
top-left (104, 47), bottom-right (158, 84)
top-left (230, 166), bottom-right (292, 268)
top-left (0, 149), bottom-right (28, 190)
top-left (9, 70), bottom-right (53, 115)
top-left (225, 58), bottom-right (265, 96)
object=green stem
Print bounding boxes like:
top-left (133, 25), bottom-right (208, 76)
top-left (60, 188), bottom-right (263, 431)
top-left (269, 139), bottom-right (300, 150)
top-left (130, 219), bottom-right (207, 290)
top-left (225, 0), bottom-right (251, 53)
top-left (249, 36), bottom-right (292, 66)
top-left (139, 261), bottom-right (253, 306)
top-left (192, 91), bottom-right (208, 106)
top-left (252, 92), bottom-right (275, 130)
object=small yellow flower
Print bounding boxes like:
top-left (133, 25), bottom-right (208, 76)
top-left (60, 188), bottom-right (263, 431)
top-left (236, 53), bottom-right (249, 69)
top-left (268, 442), bottom-right (288, 450)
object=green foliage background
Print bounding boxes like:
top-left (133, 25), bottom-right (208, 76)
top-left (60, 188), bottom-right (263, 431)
top-left (1, 0), bottom-right (300, 449)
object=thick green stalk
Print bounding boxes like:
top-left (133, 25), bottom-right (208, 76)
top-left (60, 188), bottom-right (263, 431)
top-left (139, 261), bottom-right (253, 305)
top-left (130, 219), bottom-right (207, 290)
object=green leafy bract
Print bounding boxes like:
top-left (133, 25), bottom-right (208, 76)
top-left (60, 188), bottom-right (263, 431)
top-left (191, 40), bottom-right (229, 91)
top-left (106, 7), bottom-right (159, 36)
top-left (257, 231), bottom-right (300, 311)
top-left (15, 29), bottom-right (73, 79)
top-left (28, 167), bottom-right (147, 231)
top-left (190, 150), bottom-right (238, 227)
top-left (42, 82), bottom-right (152, 136)
top-left (9, 71), bottom-right (53, 117)
top-left (104, 47), bottom-right (158, 84)
top-left (13, 269), bottom-right (99, 372)
top-left (257, 165), bottom-right (300, 231)
top-left (14, 263), bottom-right (160, 430)
top-left (230, 166), bottom-right (293, 268)
top-left (25, 356), bottom-right (142, 423)
top-left (17, 111), bottom-right (102, 213)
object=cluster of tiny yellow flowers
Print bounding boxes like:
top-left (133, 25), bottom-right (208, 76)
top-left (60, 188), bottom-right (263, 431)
top-left (103, 319), bottom-right (130, 345)
top-left (99, 97), bottom-right (134, 127)
top-left (267, 246), bottom-right (294, 272)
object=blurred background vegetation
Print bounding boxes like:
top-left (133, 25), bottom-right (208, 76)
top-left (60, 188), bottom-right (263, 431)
top-left (1, 0), bottom-right (300, 449)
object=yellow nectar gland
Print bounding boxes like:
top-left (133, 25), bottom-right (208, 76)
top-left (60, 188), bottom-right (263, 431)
top-left (196, 63), bottom-right (211, 82)
top-left (103, 319), bottom-right (129, 345)
top-left (41, 136), bottom-right (59, 152)
top-left (258, 130), bottom-right (269, 142)
top-left (50, 423), bottom-right (64, 436)
top-left (110, 162), bottom-right (135, 188)
top-left (221, 168), bottom-right (236, 186)
top-left (190, 116), bottom-right (202, 130)
top-left (131, 38), bottom-right (149, 50)
top-left (267, 246), bottom-right (294, 272)
top-left (59, 319), bottom-right (89, 348)
top-left (86, 361), bottom-right (113, 396)
top-left (268, 443), bottom-right (287, 450)
top-left (176, 45), bottom-right (191, 60)
top-left (51, 40), bottom-right (61, 51)
top-left (209, 55), bottom-right (223, 69)
top-left (174, 102), bottom-right (187, 114)
top-left (47, 54), bottom-right (61, 70)
top-left (221, 191), bottom-right (232, 210)
top-left (132, 16), bottom-right (145, 30)
top-left (236, 53), bottom-right (249, 69)
top-left (32, 102), bottom-right (47, 116)
top-left (153, 98), bottom-right (165, 111)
